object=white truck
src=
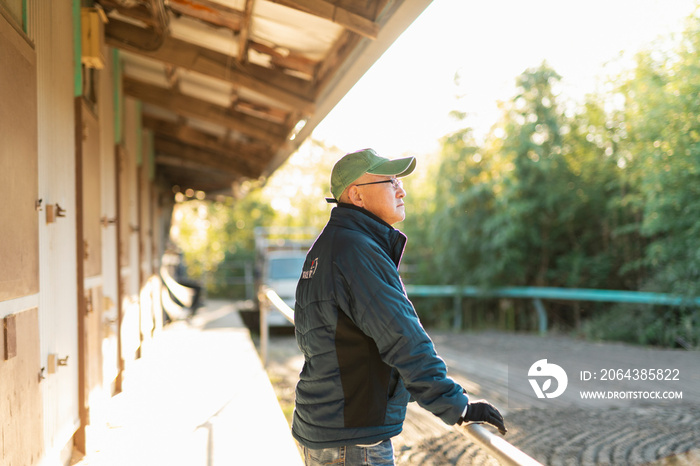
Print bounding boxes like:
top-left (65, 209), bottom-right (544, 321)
top-left (254, 227), bottom-right (315, 327)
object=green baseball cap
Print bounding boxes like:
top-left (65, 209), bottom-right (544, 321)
top-left (327, 148), bottom-right (416, 202)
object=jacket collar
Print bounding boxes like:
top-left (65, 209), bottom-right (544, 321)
top-left (330, 204), bottom-right (407, 268)
top-left (335, 203), bottom-right (393, 228)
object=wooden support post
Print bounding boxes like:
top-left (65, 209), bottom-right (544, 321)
top-left (260, 301), bottom-right (268, 368)
top-left (452, 292), bottom-right (462, 332)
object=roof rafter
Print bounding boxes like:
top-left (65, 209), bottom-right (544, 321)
top-left (238, 0), bottom-right (254, 63)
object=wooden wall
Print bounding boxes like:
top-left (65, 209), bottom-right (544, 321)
top-left (0, 4), bottom-right (169, 464)
top-left (0, 309), bottom-right (44, 465)
top-left (30, 1), bottom-right (81, 462)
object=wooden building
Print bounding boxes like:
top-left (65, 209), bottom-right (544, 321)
top-left (0, 1), bottom-right (431, 464)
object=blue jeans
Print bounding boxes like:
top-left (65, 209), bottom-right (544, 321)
top-left (302, 439), bottom-right (395, 466)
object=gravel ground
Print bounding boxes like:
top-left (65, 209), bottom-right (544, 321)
top-left (260, 329), bottom-right (700, 465)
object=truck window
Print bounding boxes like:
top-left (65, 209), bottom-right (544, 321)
top-left (268, 257), bottom-right (306, 280)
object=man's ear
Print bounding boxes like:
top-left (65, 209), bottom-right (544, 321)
top-left (346, 186), bottom-right (364, 208)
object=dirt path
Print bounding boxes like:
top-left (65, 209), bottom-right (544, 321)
top-left (262, 329), bottom-right (700, 465)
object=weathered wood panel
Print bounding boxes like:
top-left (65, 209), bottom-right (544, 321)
top-left (0, 308), bottom-right (43, 465)
top-left (0, 11), bottom-right (39, 302)
top-left (85, 286), bottom-right (104, 407)
top-left (117, 145), bottom-right (131, 268)
top-left (81, 101), bottom-right (103, 278)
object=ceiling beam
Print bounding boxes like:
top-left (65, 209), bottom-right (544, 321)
top-left (267, 0), bottom-right (380, 39)
top-left (154, 136), bottom-right (260, 179)
top-left (105, 18), bottom-right (317, 113)
top-left (142, 114), bottom-right (270, 169)
top-left (238, 0), bottom-right (254, 63)
top-left (314, 29), bottom-right (362, 95)
top-left (123, 77), bottom-right (291, 143)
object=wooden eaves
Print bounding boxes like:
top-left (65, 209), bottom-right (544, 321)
top-left (95, 0), bottom-right (429, 195)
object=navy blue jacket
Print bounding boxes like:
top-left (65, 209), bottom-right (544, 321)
top-left (292, 205), bottom-right (468, 449)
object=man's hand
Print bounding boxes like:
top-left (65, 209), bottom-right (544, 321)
top-left (462, 400), bottom-right (507, 435)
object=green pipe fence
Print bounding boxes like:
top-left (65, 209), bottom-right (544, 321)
top-left (404, 285), bottom-right (700, 335)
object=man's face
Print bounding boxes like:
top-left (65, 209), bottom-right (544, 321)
top-left (352, 173), bottom-right (407, 225)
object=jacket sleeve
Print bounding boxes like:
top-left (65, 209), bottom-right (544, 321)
top-left (336, 239), bottom-right (468, 425)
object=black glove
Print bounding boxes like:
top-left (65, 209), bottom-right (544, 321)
top-left (460, 400), bottom-right (507, 435)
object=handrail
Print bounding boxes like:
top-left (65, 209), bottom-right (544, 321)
top-left (405, 284), bottom-right (700, 306)
top-left (160, 265), bottom-right (197, 308)
top-left (258, 287), bottom-right (540, 465)
top-left (404, 284), bottom-right (700, 334)
top-left (263, 287), bottom-right (295, 323)
top-left (460, 424), bottom-right (543, 466)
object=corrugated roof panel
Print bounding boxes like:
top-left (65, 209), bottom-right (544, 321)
top-left (185, 116), bottom-right (230, 138)
top-left (122, 51), bottom-right (170, 87)
top-left (248, 48), bottom-right (273, 68)
top-left (252, 1), bottom-right (343, 60)
top-left (169, 15), bottom-right (239, 57)
top-left (236, 84), bottom-right (296, 111)
top-left (178, 69), bottom-right (234, 107)
top-left (142, 104), bottom-right (180, 122)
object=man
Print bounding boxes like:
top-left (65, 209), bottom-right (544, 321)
top-left (292, 148), bottom-right (506, 465)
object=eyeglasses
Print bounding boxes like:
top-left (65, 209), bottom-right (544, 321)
top-left (354, 178), bottom-right (403, 190)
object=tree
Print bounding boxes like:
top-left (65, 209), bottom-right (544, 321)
top-left (616, 14), bottom-right (700, 299)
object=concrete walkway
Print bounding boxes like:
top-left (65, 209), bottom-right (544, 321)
top-left (72, 300), bottom-right (303, 466)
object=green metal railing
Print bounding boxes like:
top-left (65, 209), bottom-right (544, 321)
top-left (405, 285), bottom-right (700, 335)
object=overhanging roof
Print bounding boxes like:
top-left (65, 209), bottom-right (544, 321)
top-left (97, 0), bottom-right (432, 195)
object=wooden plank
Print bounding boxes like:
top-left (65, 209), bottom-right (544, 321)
top-left (117, 144), bottom-right (132, 268)
top-left (85, 286), bottom-right (104, 408)
top-left (113, 145), bottom-right (125, 395)
top-left (74, 96), bottom-right (89, 453)
top-left (80, 100), bottom-right (103, 278)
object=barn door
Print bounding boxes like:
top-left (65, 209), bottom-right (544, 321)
top-left (75, 99), bottom-right (106, 448)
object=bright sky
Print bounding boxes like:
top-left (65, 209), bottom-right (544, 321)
top-left (312, 0), bottom-right (698, 158)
